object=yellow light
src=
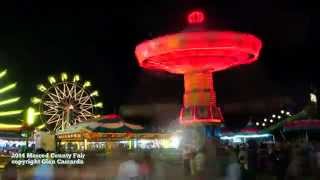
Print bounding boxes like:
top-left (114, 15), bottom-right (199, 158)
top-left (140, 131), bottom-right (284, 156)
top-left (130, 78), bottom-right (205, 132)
top-left (84, 139), bottom-right (88, 150)
top-left (83, 81), bottom-right (91, 88)
top-left (37, 84), bottom-right (47, 92)
top-left (0, 123), bottom-right (22, 129)
top-left (0, 110), bottom-right (23, 116)
top-left (94, 102), bottom-right (103, 108)
top-left (0, 69), bottom-right (7, 79)
top-left (26, 107), bottom-right (36, 126)
top-left (73, 74), bottom-right (80, 82)
top-left (0, 97), bottom-right (20, 106)
top-left (0, 83), bottom-right (17, 94)
top-left (36, 124), bottom-right (45, 130)
top-left (48, 76), bottom-right (56, 84)
top-left (34, 112), bottom-right (40, 116)
top-left (61, 72), bottom-right (68, 81)
top-left (128, 140), bottom-right (132, 150)
top-left (31, 97), bottom-right (42, 104)
top-left (90, 90), bottom-right (99, 97)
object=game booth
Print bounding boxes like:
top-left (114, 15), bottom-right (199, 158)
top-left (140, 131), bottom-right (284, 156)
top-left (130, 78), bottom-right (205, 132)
top-left (55, 114), bottom-right (177, 152)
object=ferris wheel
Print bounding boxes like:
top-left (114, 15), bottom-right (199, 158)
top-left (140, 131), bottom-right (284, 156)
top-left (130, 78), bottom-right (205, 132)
top-left (31, 73), bottom-right (103, 132)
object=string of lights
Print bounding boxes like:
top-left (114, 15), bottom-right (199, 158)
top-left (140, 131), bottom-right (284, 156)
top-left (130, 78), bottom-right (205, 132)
top-left (255, 110), bottom-right (292, 128)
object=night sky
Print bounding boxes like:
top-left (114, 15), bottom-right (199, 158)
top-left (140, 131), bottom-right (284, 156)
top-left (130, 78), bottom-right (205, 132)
top-left (0, 0), bottom-right (319, 126)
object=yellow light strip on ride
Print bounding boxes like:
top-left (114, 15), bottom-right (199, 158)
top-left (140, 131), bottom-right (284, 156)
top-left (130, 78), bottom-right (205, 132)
top-left (0, 110), bottom-right (23, 116)
top-left (0, 83), bottom-right (17, 94)
top-left (26, 107), bottom-right (36, 126)
top-left (0, 97), bottom-right (20, 106)
top-left (0, 123), bottom-right (22, 129)
top-left (0, 69), bottom-right (7, 79)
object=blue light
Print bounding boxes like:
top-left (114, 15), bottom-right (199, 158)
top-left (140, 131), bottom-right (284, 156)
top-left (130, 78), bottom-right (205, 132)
top-left (220, 133), bottom-right (272, 140)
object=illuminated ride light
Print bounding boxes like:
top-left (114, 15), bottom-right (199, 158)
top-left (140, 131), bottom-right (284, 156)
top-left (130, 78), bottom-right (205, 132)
top-left (0, 69), bottom-right (7, 79)
top-left (220, 133), bottom-right (273, 140)
top-left (0, 83), bottom-right (17, 94)
top-left (0, 123), bottom-right (22, 129)
top-left (32, 73), bottom-right (103, 132)
top-left (0, 97), bottom-right (20, 106)
top-left (0, 69), bottom-right (23, 131)
top-left (187, 10), bottom-right (205, 24)
top-left (135, 10), bottom-right (262, 126)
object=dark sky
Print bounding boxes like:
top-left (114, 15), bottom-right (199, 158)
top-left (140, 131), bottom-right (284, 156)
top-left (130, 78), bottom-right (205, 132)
top-left (0, 0), bottom-right (318, 123)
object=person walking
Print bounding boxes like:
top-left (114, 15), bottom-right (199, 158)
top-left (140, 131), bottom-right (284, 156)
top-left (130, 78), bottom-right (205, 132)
top-left (192, 147), bottom-right (206, 180)
top-left (271, 143), bottom-right (289, 180)
top-left (182, 145), bottom-right (192, 176)
top-left (117, 151), bottom-right (139, 180)
top-left (139, 151), bottom-right (153, 180)
top-left (225, 150), bottom-right (241, 180)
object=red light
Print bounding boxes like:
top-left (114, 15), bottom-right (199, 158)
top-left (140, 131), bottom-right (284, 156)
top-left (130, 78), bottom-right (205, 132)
top-left (188, 10), bottom-right (205, 24)
top-left (135, 15), bottom-right (263, 126)
top-left (102, 114), bottom-right (120, 119)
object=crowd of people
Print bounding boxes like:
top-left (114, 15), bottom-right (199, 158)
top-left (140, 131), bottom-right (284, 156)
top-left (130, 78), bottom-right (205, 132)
top-left (229, 140), bottom-right (320, 180)
top-left (181, 139), bottom-right (320, 180)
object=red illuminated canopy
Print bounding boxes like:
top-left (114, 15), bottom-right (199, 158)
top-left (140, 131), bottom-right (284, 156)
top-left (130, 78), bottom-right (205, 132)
top-left (134, 9), bottom-right (263, 126)
top-left (135, 31), bottom-right (262, 74)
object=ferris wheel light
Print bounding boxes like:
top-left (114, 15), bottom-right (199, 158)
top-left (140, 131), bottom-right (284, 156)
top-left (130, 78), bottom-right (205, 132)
top-left (277, 115), bottom-right (281, 119)
top-left (38, 73), bottom-right (99, 131)
top-left (0, 69), bottom-right (7, 79)
top-left (36, 124), bottom-right (45, 130)
top-left (262, 123), bottom-right (266, 127)
top-left (61, 73), bottom-right (68, 81)
top-left (48, 76), bottom-right (56, 84)
top-left (37, 84), bottom-right (47, 92)
top-left (272, 114), bottom-right (276, 118)
top-left (83, 81), bottom-right (91, 88)
top-left (73, 74), bottom-right (80, 82)
top-left (0, 110), bottom-right (23, 116)
top-left (94, 102), bottom-right (103, 108)
top-left (90, 90), bottom-right (99, 97)
top-left (256, 122), bottom-right (260, 126)
top-left (286, 112), bottom-right (290, 116)
top-left (0, 97), bottom-right (20, 106)
top-left (0, 83), bottom-right (17, 94)
top-left (31, 97), bottom-right (42, 104)
top-left (26, 107), bottom-right (36, 126)
top-left (281, 110), bottom-right (285, 114)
